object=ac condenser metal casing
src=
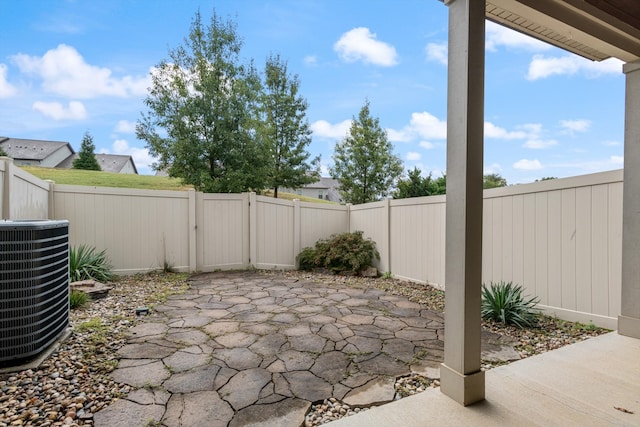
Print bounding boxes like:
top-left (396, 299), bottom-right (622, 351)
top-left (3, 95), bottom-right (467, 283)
top-left (0, 220), bottom-right (70, 366)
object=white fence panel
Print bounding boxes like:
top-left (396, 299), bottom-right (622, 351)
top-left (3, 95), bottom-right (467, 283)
top-left (196, 192), bottom-right (249, 271)
top-left (390, 195), bottom-right (446, 288)
top-left (298, 202), bottom-right (349, 251)
top-left (253, 195), bottom-right (296, 269)
top-left (52, 185), bottom-right (191, 274)
top-left (350, 200), bottom-right (390, 272)
top-left (482, 170), bottom-right (623, 328)
top-left (1, 159), bottom-right (50, 219)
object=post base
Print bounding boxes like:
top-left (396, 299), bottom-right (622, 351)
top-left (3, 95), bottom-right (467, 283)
top-left (440, 363), bottom-right (485, 406)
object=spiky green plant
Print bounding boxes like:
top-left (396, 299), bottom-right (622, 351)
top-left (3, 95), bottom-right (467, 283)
top-left (69, 245), bottom-right (114, 282)
top-left (69, 289), bottom-right (89, 309)
top-left (481, 281), bottom-right (540, 328)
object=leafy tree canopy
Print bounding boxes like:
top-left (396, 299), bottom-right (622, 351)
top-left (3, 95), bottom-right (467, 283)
top-left (483, 173), bottom-right (507, 189)
top-left (536, 176), bottom-right (557, 182)
top-left (137, 10), bottom-right (266, 193)
top-left (72, 131), bottom-right (101, 171)
top-left (260, 53), bottom-right (319, 198)
top-left (330, 100), bottom-right (403, 204)
top-left (394, 167), bottom-right (446, 198)
top-left (0, 146), bottom-right (7, 157)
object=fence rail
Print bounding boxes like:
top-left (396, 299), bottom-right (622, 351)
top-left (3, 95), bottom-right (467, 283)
top-left (2, 156), bottom-right (622, 328)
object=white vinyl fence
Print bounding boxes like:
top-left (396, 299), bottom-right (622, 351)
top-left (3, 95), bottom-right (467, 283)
top-left (3, 155), bottom-right (622, 327)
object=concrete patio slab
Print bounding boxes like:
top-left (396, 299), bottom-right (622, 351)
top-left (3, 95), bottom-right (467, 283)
top-left (328, 332), bottom-right (640, 426)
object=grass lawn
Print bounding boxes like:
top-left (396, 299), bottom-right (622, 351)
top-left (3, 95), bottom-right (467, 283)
top-left (21, 166), bottom-right (192, 191)
top-left (21, 166), bottom-right (337, 204)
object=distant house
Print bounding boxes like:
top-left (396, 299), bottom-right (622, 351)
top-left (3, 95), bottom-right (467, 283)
top-left (282, 177), bottom-right (342, 203)
top-left (0, 137), bottom-right (74, 168)
top-left (57, 153), bottom-right (138, 174)
top-left (0, 137), bottom-right (138, 174)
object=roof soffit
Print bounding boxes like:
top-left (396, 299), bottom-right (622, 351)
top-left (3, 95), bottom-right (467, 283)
top-left (487, 0), bottom-right (640, 62)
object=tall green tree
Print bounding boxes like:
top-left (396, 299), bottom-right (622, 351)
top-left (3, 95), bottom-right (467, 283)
top-left (330, 100), bottom-right (403, 204)
top-left (483, 173), bottom-right (507, 189)
top-left (394, 167), bottom-right (433, 198)
top-left (394, 168), bottom-right (447, 198)
top-left (261, 54), bottom-right (319, 198)
top-left (73, 131), bottom-right (101, 171)
top-left (137, 10), bottom-right (266, 193)
top-left (429, 174), bottom-right (447, 195)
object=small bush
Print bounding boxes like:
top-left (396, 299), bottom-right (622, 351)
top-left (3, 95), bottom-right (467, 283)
top-left (297, 247), bottom-right (318, 271)
top-left (70, 245), bottom-right (114, 282)
top-left (296, 231), bottom-right (380, 275)
top-left (481, 281), bottom-right (540, 328)
top-left (69, 289), bottom-right (89, 309)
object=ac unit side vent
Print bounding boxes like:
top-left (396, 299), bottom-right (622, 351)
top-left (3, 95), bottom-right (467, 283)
top-left (0, 220), bottom-right (70, 366)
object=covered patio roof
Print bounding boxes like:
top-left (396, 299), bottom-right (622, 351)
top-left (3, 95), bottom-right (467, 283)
top-left (486, 0), bottom-right (640, 61)
top-left (440, 0), bottom-right (640, 407)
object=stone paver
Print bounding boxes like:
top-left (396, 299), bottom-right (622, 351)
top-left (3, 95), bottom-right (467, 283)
top-left (98, 271), bottom-right (519, 426)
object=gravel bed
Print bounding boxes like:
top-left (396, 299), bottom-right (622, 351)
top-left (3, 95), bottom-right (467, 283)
top-left (0, 270), bottom-right (609, 427)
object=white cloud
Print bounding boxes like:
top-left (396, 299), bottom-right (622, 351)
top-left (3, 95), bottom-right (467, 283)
top-left (425, 42), bottom-right (447, 65)
top-left (406, 151), bottom-right (421, 161)
top-left (523, 139), bottom-right (557, 149)
top-left (304, 55), bottom-right (318, 67)
top-left (409, 112), bottom-right (447, 140)
top-left (485, 21), bottom-right (551, 52)
top-left (32, 100), bottom-right (87, 120)
top-left (527, 55), bottom-right (623, 80)
top-left (114, 120), bottom-right (136, 133)
top-left (484, 122), bottom-right (527, 140)
top-left (603, 140), bottom-right (621, 146)
top-left (513, 159), bottom-right (543, 170)
top-left (310, 119), bottom-right (352, 139)
top-left (484, 163), bottom-right (502, 174)
top-left (388, 112), bottom-right (447, 143)
top-left (387, 128), bottom-right (413, 142)
top-left (108, 139), bottom-right (155, 172)
top-left (0, 64), bottom-right (17, 98)
top-left (334, 27), bottom-right (398, 66)
top-left (12, 44), bottom-right (150, 98)
top-left (610, 155), bottom-right (624, 166)
top-left (419, 141), bottom-right (435, 149)
top-left (560, 119), bottom-right (590, 134)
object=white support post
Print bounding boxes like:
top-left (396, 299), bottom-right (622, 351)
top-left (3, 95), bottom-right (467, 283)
top-left (619, 60), bottom-right (640, 339)
top-left (187, 188), bottom-right (197, 273)
top-left (293, 199), bottom-right (301, 268)
top-left (46, 180), bottom-right (55, 220)
top-left (440, 0), bottom-right (486, 405)
top-left (2, 157), bottom-right (13, 219)
top-left (249, 192), bottom-right (257, 268)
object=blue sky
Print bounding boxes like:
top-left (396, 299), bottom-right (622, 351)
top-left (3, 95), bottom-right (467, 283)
top-left (0, 0), bottom-right (626, 183)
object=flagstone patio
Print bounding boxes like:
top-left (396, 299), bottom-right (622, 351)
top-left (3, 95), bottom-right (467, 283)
top-left (93, 271), bottom-right (515, 426)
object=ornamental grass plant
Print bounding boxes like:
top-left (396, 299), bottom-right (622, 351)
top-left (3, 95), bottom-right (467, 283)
top-left (69, 245), bottom-right (114, 283)
top-left (481, 281), bottom-right (540, 328)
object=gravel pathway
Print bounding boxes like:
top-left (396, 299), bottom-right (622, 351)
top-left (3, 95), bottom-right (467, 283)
top-left (0, 271), bottom-right (609, 427)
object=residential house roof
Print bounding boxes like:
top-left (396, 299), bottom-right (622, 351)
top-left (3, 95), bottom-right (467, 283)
top-left (57, 153), bottom-right (139, 174)
top-left (0, 136), bottom-right (138, 174)
top-left (303, 177), bottom-right (339, 190)
top-left (0, 137), bottom-right (75, 161)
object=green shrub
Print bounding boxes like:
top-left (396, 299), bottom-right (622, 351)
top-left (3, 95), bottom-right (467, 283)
top-left (296, 231), bottom-right (380, 275)
top-left (481, 281), bottom-right (540, 328)
top-left (69, 289), bottom-right (89, 309)
top-left (69, 245), bottom-right (114, 282)
top-left (297, 247), bottom-right (318, 271)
